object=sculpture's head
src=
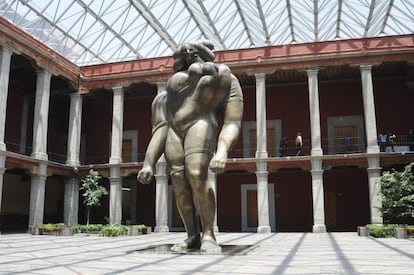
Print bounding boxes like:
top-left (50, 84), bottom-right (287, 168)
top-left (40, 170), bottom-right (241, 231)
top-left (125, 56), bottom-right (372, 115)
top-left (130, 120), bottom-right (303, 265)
top-left (173, 40), bottom-right (215, 72)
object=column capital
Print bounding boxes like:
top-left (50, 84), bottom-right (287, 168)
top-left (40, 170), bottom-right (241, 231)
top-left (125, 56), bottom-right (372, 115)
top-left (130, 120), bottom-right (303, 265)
top-left (112, 86), bottom-right (124, 93)
top-left (359, 64), bottom-right (372, 71)
top-left (306, 68), bottom-right (319, 76)
top-left (0, 45), bottom-right (12, 55)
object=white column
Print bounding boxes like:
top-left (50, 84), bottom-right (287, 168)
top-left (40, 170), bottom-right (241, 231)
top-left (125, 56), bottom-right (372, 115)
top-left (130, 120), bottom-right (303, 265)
top-left (255, 73), bottom-right (268, 159)
top-left (307, 69), bottom-right (323, 156)
top-left (0, 46), bottom-right (12, 151)
top-left (64, 177), bottom-right (79, 226)
top-left (19, 95), bottom-right (29, 154)
top-left (367, 164), bottom-right (383, 224)
top-left (254, 72), bottom-right (271, 233)
top-left (307, 69), bottom-right (326, 232)
top-left (154, 155), bottom-right (169, 232)
top-left (0, 46), bottom-right (11, 232)
top-left (360, 65), bottom-right (380, 154)
top-left (360, 65), bottom-right (383, 224)
top-left (0, 154), bottom-right (5, 232)
top-left (311, 159), bottom-right (326, 233)
top-left (109, 86), bottom-right (124, 164)
top-left (66, 92), bottom-right (83, 167)
top-left (31, 69), bottom-right (52, 160)
top-left (29, 163), bottom-right (47, 226)
top-left (109, 167), bottom-right (122, 225)
top-left (109, 86), bottom-right (124, 225)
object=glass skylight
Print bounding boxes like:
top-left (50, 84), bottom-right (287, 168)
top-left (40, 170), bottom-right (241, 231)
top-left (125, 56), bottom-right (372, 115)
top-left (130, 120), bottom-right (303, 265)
top-left (1, 0), bottom-right (413, 66)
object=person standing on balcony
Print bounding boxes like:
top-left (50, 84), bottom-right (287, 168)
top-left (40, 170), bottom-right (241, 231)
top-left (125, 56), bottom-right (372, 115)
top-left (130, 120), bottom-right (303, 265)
top-left (295, 132), bottom-right (302, 156)
top-left (279, 136), bottom-right (288, 157)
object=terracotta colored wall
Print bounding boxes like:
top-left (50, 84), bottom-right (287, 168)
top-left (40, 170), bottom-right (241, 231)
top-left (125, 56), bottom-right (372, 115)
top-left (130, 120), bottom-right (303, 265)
top-left (5, 90), bottom-right (23, 146)
top-left (323, 168), bottom-right (370, 231)
top-left (47, 96), bottom-right (70, 160)
top-left (123, 96), bottom-right (155, 161)
top-left (217, 173), bottom-right (255, 232)
top-left (374, 79), bottom-right (414, 136)
top-left (82, 98), bottom-right (112, 164)
top-left (270, 170), bottom-right (313, 232)
top-left (135, 182), bottom-right (156, 226)
top-left (267, 84), bottom-right (311, 154)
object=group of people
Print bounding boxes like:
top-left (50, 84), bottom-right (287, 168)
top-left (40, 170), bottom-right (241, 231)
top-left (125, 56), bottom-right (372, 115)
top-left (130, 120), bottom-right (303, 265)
top-left (379, 130), bottom-right (414, 152)
top-left (378, 131), bottom-right (397, 152)
top-left (279, 132), bottom-right (302, 157)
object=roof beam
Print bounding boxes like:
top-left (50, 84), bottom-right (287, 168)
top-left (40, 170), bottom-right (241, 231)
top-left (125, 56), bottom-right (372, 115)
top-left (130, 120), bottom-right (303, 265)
top-left (129, 0), bottom-right (178, 50)
top-left (233, 0), bottom-right (255, 46)
top-left (380, 0), bottom-right (394, 34)
top-left (181, 0), bottom-right (225, 48)
top-left (314, 0), bottom-right (319, 41)
top-left (18, 0), bottom-right (105, 63)
top-left (76, 0), bottom-right (144, 59)
top-left (196, 0), bottom-right (225, 48)
top-left (286, 0), bottom-right (296, 43)
top-left (336, 0), bottom-right (343, 38)
top-left (255, 0), bottom-right (270, 45)
top-left (364, 0), bottom-right (377, 37)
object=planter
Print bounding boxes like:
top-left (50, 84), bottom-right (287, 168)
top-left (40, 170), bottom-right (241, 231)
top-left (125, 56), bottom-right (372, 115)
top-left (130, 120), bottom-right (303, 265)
top-left (127, 226), bottom-right (151, 235)
top-left (357, 226), bottom-right (369, 237)
top-left (395, 228), bottom-right (407, 239)
top-left (30, 225), bottom-right (74, 236)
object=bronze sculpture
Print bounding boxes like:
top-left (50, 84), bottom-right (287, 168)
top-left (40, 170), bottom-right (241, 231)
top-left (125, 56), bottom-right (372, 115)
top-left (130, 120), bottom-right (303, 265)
top-left (137, 40), bottom-right (243, 253)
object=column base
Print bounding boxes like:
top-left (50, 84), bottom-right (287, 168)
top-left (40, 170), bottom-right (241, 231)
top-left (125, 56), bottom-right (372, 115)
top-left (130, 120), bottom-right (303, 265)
top-left (312, 224), bottom-right (327, 233)
top-left (154, 226), bottom-right (169, 233)
top-left (257, 225), bottom-right (271, 233)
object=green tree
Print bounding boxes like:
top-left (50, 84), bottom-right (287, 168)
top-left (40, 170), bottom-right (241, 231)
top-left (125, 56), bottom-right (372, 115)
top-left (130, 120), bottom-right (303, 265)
top-left (80, 169), bottom-right (108, 225)
top-left (380, 162), bottom-right (414, 224)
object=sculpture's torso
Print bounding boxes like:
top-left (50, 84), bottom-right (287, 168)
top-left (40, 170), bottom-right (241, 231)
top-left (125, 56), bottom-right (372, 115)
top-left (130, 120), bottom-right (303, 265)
top-left (166, 63), bottom-right (230, 137)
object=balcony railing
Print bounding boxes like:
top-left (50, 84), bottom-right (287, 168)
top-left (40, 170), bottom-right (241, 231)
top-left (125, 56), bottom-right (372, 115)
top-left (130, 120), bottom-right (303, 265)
top-left (4, 134), bottom-right (413, 166)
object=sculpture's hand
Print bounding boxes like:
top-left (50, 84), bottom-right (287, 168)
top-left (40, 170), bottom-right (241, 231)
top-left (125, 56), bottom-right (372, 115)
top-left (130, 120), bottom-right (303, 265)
top-left (137, 166), bottom-right (154, 184)
top-left (209, 150), bottom-right (228, 174)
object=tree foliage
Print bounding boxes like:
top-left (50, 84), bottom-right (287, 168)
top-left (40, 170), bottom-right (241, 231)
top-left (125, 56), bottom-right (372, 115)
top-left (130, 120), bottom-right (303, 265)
top-left (380, 162), bottom-right (414, 224)
top-left (80, 169), bottom-right (108, 224)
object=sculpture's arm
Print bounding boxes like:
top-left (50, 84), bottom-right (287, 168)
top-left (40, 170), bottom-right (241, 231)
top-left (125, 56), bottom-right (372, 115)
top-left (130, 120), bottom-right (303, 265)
top-left (137, 92), bottom-right (168, 184)
top-left (210, 74), bottom-right (244, 174)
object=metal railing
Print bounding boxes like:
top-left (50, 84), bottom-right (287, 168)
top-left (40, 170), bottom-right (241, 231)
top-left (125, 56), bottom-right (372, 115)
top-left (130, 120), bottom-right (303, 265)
top-left (4, 135), bottom-right (414, 166)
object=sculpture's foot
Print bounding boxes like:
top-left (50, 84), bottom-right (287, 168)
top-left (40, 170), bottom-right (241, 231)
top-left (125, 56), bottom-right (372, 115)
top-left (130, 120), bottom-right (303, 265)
top-left (200, 235), bottom-right (222, 254)
top-left (171, 235), bottom-right (201, 252)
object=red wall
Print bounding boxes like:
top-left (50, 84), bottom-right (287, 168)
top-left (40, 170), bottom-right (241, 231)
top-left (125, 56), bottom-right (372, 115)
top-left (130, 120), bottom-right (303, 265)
top-left (374, 79), bottom-right (414, 136)
top-left (5, 90), bottom-right (23, 148)
top-left (82, 97), bottom-right (112, 164)
top-left (270, 170), bottom-right (313, 232)
top-left (123, 96), bottom-right (154, 161)
top-left (323, 168), bottom-right (370, 231)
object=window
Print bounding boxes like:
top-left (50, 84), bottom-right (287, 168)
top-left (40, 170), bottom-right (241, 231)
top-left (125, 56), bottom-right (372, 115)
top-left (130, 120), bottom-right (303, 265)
top-left (335, 126), bottom-right (358, 153)
top-left (243, 120), bottom-right (281, 158)
top-left (327, 116), bottom-right (365, 154)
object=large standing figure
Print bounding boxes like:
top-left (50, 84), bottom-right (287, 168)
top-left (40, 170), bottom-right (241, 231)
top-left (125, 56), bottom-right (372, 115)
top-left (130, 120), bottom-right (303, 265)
top-left (137, 41), bottom-right (243, 253)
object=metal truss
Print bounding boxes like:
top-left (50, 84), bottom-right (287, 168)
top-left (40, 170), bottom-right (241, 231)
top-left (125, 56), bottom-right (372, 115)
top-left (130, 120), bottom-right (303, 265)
top-left (0, 0), bottom-right (413, 66)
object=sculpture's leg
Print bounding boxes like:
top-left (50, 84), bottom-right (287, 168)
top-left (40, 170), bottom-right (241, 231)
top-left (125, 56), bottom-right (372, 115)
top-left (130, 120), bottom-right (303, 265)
top-left (165, 128), bottom-right (200, 252)
top-left (170, 167), bottom-right (201, 251)
top-left (185, 153), bottom-right (220, 253)
top-left (184, 122), bottom-right (221, 253)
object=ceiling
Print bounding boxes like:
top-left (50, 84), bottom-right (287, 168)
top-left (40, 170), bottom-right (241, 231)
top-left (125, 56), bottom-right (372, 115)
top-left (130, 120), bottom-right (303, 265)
top-left (1, 0), bottom-right (413, 66)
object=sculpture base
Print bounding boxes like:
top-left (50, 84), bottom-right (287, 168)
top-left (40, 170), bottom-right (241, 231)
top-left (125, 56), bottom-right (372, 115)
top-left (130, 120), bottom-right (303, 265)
top-left (129, 244), bottom-right (256, 255)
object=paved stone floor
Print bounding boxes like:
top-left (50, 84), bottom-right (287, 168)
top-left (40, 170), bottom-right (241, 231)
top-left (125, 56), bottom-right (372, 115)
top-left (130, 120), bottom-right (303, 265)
top-left (0, 232), bottom-right (413, 274)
